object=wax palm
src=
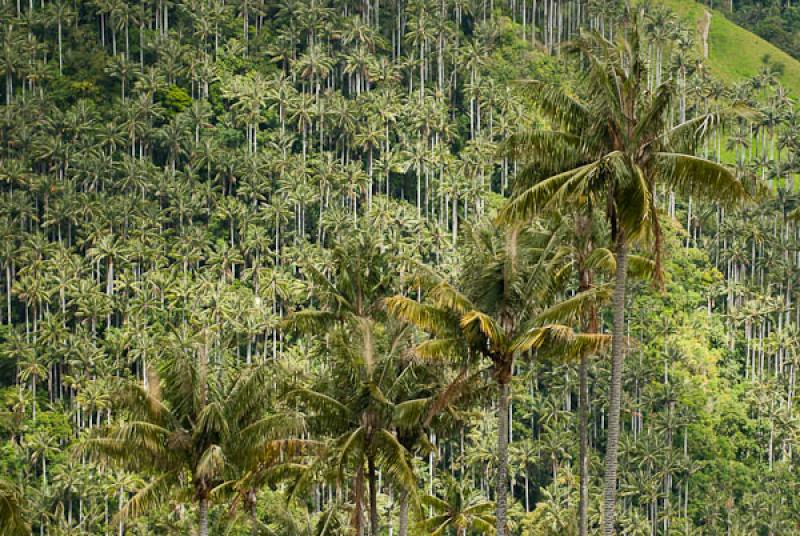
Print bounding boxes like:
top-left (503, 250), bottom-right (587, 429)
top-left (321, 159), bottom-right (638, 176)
top-left (0, 478), bottom-right (28, 536)
top-left (417, 475), bottom-right (495, 536)
top-left (80, 352), bottom-right (293, 536)
top-left (388, 219), bottom-right (609, 535)
top-left (215, 369), bottom-right (309, 536)
top-left (497, 13), bottom-right (746, 534)
top-left (285, 228), bottom-right (423, 536)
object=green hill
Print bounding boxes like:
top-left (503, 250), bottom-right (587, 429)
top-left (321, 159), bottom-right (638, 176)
top-left (661, 0), bottom-right (800, 91)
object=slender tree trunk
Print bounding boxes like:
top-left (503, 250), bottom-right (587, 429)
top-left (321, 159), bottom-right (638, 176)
top-left (398, 492), bottom-right (409, 536)
top-left (495, 380), bottom-right (511, 536)
top-left (58, 21), bottom-right (63, 75)
top-left (603, 235), bottom-right (628, 536)
top-left (579, 351), bottom-right (589, 536)
top-left (368, 456), bottom-right (379, 536)
top-left (198, 496), bottom-right (209, 536)
top-left (577, 213), bottom-right (595, 536)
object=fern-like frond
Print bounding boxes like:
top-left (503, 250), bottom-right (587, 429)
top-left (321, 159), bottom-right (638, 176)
top-left (385, 296), bottom-right (456, 336)
top-left (113, 472), bottom-right (178, 524)
top-left (282, 309), bottom-right (339, 334)
top-left (655, 153), bottom-right (747, 206)
top-left (0, 479), bottom-right (29, 536)
top-left (516, 80), bottom-right (590, 132)
top-left (536, 285), bottom-right (612, 324)
top-left (497, 161), bottom-right (600, 226)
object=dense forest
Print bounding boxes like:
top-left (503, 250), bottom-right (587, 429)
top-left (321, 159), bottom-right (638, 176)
top-left (726, 0), bottom-right (800, 60)
top-left (1, 0), bottom-right (800, 534)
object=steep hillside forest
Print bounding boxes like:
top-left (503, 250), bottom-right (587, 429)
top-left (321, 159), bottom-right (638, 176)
top-left (2, 0), bottom-right (800, 534)
top-left (725, 0), bottom-right (800, 61)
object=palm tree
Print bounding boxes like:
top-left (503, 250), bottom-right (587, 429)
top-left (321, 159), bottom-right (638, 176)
top-left (284, 228), bottom-right (419, 536)
top-left (417, 475), bottom-right (495, 536)
top-left (46, 0), bottom-right (76, 75)
top-left (498, 12), bottom-right (746, 534)
top-left (388, 219), bottom-right (608, 535)
top-left (214, 366), bottom-right (308, 536)
top-left (80, 349), bottom-right (288, 536)
top-left (0, 478), bottom-right (28, 536)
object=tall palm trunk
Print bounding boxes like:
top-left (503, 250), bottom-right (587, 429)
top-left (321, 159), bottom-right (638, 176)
top-left (199, 496), bottom-right (209, 536)
top-left (603, 236), bottom-right (628, 535)
top-left (579, 351), bottom-right (589, 536)
top-left (368, 456), bottom-right (379, 536)
top-left (495, 380), bottom-right (511, 536)
top-left (578, 213), bottom-right (594, 536)
top-left (398, 492), bottom-right (409, 536)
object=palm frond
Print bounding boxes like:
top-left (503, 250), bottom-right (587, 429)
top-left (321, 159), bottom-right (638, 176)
top-left (413, 338), bottom-right (462, 361)
top-left (460, 310), bottom-right (502, 347)
top-left (614, 161), bottom-right (651, 240)
top-left (238, 413), bottom-right (307, 451)
top-left (512, 324), bottom-right (610, 359)
top-left (196, 444), bottom-right (226, 482)
top-left (115, 380), bottom-right (171, 426)
top-left (536, 285), bottom-right (612, 324)
top-left (195, 401), bottom-right (229, 439)
top-left (113, 472), bottom-right (178, 523)
top-left (0, 479), bottom-right (28, 536)
top-left (282, 309), bottom-right (339, 334)
top-left (584, 248), bottom-right (653, 279)
top-left (665, 104), bottom-right (760, 153)
top-left (386, 296), bottom-right (456, 336)
top-left (287, 388), bottom-right (352, 422)
top-left (393, 398), bottom-right (429, 431)
top-left (656, 153), bottom-right (747, 206)
top-left (501, 130), bottom-right (583, 165)
top-left (374, 429), bottom-right (418, 497)
top-left (516, 80), bottom-right (590, 132)
top-left (497, 161), bottom-right (599, 225)
top-left (428, 282), bottom-right (474, 314)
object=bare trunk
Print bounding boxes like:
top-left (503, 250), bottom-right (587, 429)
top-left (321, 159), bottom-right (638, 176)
top-left (368, 456), bottom-right (379, 536)
top-left (602, 235), bottom-right (628, 535)
top-left (398, 492), bottom-right (409, 536)
top-left (199, 496), bottom-right (209, 536)
top-left (579, 352), bottom-right (589, 536)
top-left (495, 380), bottom-right (511, 536)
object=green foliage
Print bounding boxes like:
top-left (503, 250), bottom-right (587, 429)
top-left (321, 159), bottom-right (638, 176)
top-left (157, 85), bottom-right (192, 116)
top-left (1, 0), bottom-right (799, 534)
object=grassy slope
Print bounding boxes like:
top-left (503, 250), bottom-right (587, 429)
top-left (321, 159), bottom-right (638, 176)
top-left (661, 0), bottom-right (800, 91)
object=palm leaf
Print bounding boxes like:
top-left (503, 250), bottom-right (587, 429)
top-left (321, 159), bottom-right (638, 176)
top-left (196, 444), bottom-right (226, 482)
top-left (428, 281), bottom-right (474, 314)
top-left (497, 161), bottom-right (599, 225)
top-left (413, 338), bottom-right (462, 361)
top-left (195, 401), bottom-right (229, 439)
top-left (655, 152), bottom-right (746, 206)
top-left (287, 388), bottom-right (352, 422)
top-left (0, 480), bottom-right (28, 536)
top-left (460, 310), bottom-right (502, 347)
top-left (113, 472), bottom-right (178, 523)
top-left (238, 413), bottom-right (307, 451)
top-left (536, 285), bottom-right (612, 324)
top-left (373, 429), bottom-right (418, 498)
top-left (385, 296), bottom-right (456, 337)
top-left (282, 309), bottom-right (339, 334)
top-left (516, 80), bottom-right (590, 132)
top-left (501, 130), bottom-right (584, 166)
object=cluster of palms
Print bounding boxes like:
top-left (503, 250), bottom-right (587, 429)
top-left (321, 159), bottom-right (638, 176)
top-left (4, 0), bottom-right (800, 535)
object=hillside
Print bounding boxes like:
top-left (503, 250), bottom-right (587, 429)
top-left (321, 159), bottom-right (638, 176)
top-left (663, 0), bottom-right (800, 90)
top-left (3, 2), bottom-right (800, 535)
